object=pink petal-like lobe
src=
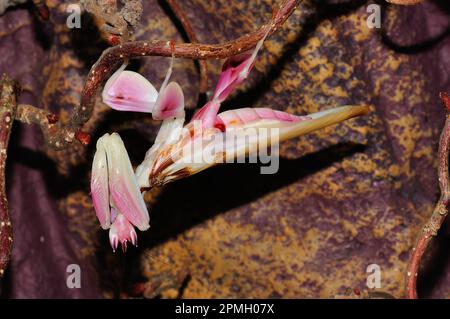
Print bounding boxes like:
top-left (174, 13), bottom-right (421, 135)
top-left (102, 66), bottom-right (158, 113)
top-left (152, 82), bottom-right (185, 120)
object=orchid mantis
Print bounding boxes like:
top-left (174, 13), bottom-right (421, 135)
top-left (92, 30), bottom-right (369, 252)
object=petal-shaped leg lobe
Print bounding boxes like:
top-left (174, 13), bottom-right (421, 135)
top-left (105, 133), bottom-right (150, 231)
top-left (102, 64), bottom-right (158, 113)
top-left (90, 134), bottom-right (111, 229)
top-left (152, 82), bottom-right (185, 120)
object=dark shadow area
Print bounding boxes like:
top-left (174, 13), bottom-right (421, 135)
top-left (68, 12), bottom-right (111, 70)
top-left (434, 0), bottom-right (450, 15)
top-left (27, 3), bottom-right (53, 50)
top-left (0, 266), bottom-right (11, 298)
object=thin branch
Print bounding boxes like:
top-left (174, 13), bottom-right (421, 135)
top-left (0, 74), bottom-right (18, 281)
top-left (165, 0), bottom-right (208, 93)
top-left (406, 92), bottom-right (450, 299)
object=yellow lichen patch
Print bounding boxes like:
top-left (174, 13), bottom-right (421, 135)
top-left (318, 20), bottom-right (338, 39)
top-left (387, 114), bottom-right (433, 176)
top-left (341, 11), bottom-right (374, 42)
top-left (372, 210), bottom-right (402, 239)
top-left (62, 191), bottom-right (98, 258)
top-left (265, 40), bottom-right (285, 58)
top-left (388, 164), bottom-right (401, 177)
top-left (335, 62), bottom-right (353, 80)
top-left (175, 215), bottom-right (327, 298)
top-left (320, 83), bottom-right (349, 98)
top-left (341, 220), bottom-right (359, 237)
top-left (384, 55), bottom-right (403, 72)
top-left (309, 63), bottom-right (334, 84)
top-left (341, 153), bottom-right (386, 180)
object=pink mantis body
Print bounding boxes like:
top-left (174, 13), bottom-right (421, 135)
top-left (92, 30), bottom-right (369, 251)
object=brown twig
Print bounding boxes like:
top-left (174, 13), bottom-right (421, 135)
top-left (405, 92), bottom-right (450, 299)
top-left (165, 0), bottom-right (208, 93)
top-left (14, 104), bottom-right (90, 147)
top-left (0, 75), bottom-right (18, 280)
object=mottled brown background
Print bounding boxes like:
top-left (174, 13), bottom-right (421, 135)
top-left (0, 0), bottom-right (449, 298)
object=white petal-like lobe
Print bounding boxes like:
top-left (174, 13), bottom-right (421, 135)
top-left (105, 133), bottom-right (150, 231)
top-left (90, 134), bottom-right (111, 229)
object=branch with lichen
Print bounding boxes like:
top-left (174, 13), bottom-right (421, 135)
top-left (0, 74), bottom-right (17, 281)
top-left (405, 92), bottom-right (450, 299)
